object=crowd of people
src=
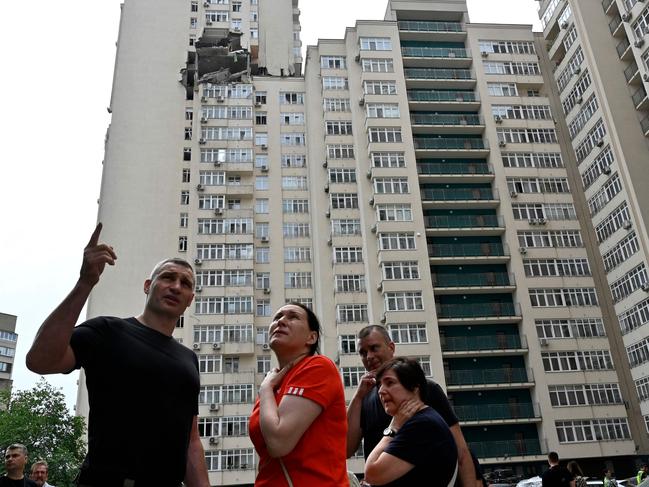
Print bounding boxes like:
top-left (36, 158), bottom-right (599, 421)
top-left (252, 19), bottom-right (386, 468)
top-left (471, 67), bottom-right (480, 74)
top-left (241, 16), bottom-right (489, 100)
top-left (14, 225), bottom-right (648, 486)
top-left (1, 444), bottom-right (53, 486)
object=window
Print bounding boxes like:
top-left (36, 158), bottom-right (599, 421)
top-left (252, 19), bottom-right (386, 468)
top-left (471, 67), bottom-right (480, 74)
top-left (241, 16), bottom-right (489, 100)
top-left (201, 127), bottom-right (253, 141)
top-left (254, 199), bottom-right (269, 214)
top-left (283, 223), bottom-right (310, 238)
top-left (523, 259), bottom-right (591, 277)
top-left (195, 270), bottom-right (253, 287)
top-left (178, 236), bottom-right (187, 252)
top-left (517, 230), bottom-right (583, 248)
top-left (200, 384), bottom-right (254, 405)
top-left (575, 119), bottom-right (607, 165)
top-left (385, 292), bottom-right (424, 311)
top-left (282, 199), bottom-right (309, 214)
top-left (549, 384), bottom-right (622, 407)
top-left (363, 81), bottom-right (397, 95)
top-left (333, 247), bottom-right (363, 263)
top-left (582, 146), bottom-right (615, 190)
top-left (339, 335), bottom-right (357, 354)
top-left (483, 61), bottom-right (540, 76)
top-left (529, 288), bottom-right (598, 307)
top-left (378, 233), bottom-right (416, 250)
top-left (197, 218), bottom-right (252, 235)
top-left (368, 128), bottom-right (402, 143)
top-left (342, 367), bottom-right (366, 387)
top-left (332, 219), bottom-right (361, 236)
top-left (618, 297), bottom-right (649, 335)
top-left (497, 128), bottom-right (557, 144)
top-left (190, 17), bottom-right (198, 29)
top-left (569, 95), bottom-right (599, 139)
top-left (194, 296), bottom-right (253, 314)
top-left (588, 173), bottom-right (622, 216)
top-left (595, 202), bottom-right (631, 243)
top-left (326, 121), bottom-right (353, 135)
top-left (335, 275), bottom-right (366, 293)
top-left (282, 176), bottom-right (308, 190)
top-left (255, 91), bottom-right (267, 105)
top-left (511, 203), bottom-right (576, 220)
top-left (321, 56), bottom-right (347, 69)
top-left (257, 355), bottom-right (271, 374)
top-left (336, 304), bottom-right (368, 323)
top-left (280, 92), bottom-right (305, 104)
top-left (281, 113), bottom-right (305, 125)
top-left (281, 154), bottom-right (306, 167)
top-left (181, 191), bottom-right (190, 205)
top-left (205, 11), bottom-right (229, 22)
top-left (536, 318), bottom-right (606, 339)
top-left (636, 375), bottom-right (649, 401)
top-left (256, 247), bottom-right (269, 263)
top-left (255, 112), bottom-right (267, 125)
top-left (371, 152), bottom-right (406, 168)
top-left (377, 204), bottom-right (412, 221)
top-left (479, 40), bottom-right (535, 54)
top-left (180, 213), bottom-right (188, 228)
top-left (632, 6), bottom-right (649, 38)
top-left (487, 83), bottom-right (518, 97)
top-left (360, 37), bottom-right (392, 51)
top-left (610, 263), bottom-right (648, 303)
top-left (256, 300), bottom-right (271, 317)
top-left (327, 144), bottom-right (355, 159)
top-left (196, 243), bottom-right (253, 260)
top-left (501, 152), bottom-right (563, 168)
top-left (562, 70), bottom-right (592, 115)
top-left (198, 416), bottom-right (248, 438)
top-left (284, 247), bottom-right (311, 262)
top-left (205, 449), bottom-right (255, 471)
top-left (627, 338), bottom-right (649, 367)
top-left (542, 350), bottom-right (613, 372)
top-left (388, 323), bottom-right (427, 344)
top-left (328, 168), bottom-right (356, 183)
top-left (183, 147), bottom-right (192, 161)
top-left (557, 46), bottom-right (585, 93)
top-left (374, 177), bottom-right (409, 194)
top-left (492, 105), bottom-right (552, 120)
top-left (285, 272), bottom-right (312, 289)
top-left (362, 58), bottom-right (394, 73)
top-left (201, 148), bottom-right (253, 164)
top-left (556, 418), bottom-right (630, 443)
top-left (507, 177), bottom-right (570, 194)
top-left (330, 193), bottom-right (359, 209)
top-left (198, 195), bottom-right (225, 210)
top-left (323, 76), bottom-right (349, 90)
top-left (367, 104), bottom-right (400, 118)
top-left (382, 261), bottom-right (420, 280)
top-left (255, 176), bottom-right (268, 190)
top-left (324, 98), bottom-right (351, 112)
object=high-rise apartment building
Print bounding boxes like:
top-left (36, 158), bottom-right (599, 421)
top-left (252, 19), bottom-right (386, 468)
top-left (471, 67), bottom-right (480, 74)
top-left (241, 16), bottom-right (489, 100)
top-left (81, 0), bottom-right (648, 482)
top-left (0, 313), bottom-right (19, 391)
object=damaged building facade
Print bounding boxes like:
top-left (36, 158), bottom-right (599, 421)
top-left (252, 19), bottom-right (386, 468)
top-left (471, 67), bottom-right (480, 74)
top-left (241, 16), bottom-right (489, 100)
top-left (81, 0), bottom-right (649, 483)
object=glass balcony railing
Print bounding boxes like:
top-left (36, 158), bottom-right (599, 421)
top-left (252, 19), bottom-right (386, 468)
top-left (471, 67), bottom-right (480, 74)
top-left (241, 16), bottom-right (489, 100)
top-left (427, 242), bottom-right (507, 258)
top-left (414, 138), bottom-right (487, 150)
top-left (402, 46), bottom-right (469, 59)
top-left (445, 367), bottom-right (531, 385)
top-left (609, 14), bottom-right (622, 34)
top-left (420, 187), bottom-right (496, 201)
top-left (442, 334), bottom-right (523, 352)
top-left (602, 0), bottom-right (614, 11)
top-left (424, 214), bottom-right (503, 229)
top-left (404, 68), bottom-right (473, 80)
top-left (411, 113), bottom-right (482, 126)
top-left (454, 402), bottom-right (538, 422)
top-left (632, 86), bottom-right (647, 106)
top-left (617, 38), bottom-right (630, 58)
top-left (432, 272), bottom-right (513, 288)
top-left (469, 439), bottom-right (542, 458)
top-left (418, 162), bottom-right (492, 176)
top-left (435, 301), bottom-right (520, 319)
top-left (398, 20), bottom-right (464, 33)
top-left (624, 62), bottom-right (639, 82)
top-left (641, 115), bottom-right (649, 133)
top-left (408, 90), bottom-right (478, 102)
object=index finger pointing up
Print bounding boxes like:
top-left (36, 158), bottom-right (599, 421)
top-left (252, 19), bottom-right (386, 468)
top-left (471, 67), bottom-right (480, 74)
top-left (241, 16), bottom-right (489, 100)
top-left (87, 222), bottom-right (103, 248)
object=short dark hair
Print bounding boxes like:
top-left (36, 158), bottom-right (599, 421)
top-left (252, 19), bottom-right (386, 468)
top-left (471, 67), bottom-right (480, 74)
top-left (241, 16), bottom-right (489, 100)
top-left (288, 302), bottom-right (321, 355)
top-left (150, 258), bottom-right (195, 285)
top-left (548, 451), bottom-right (559, 463)
top-left (5, 444), bottom-right (27, 456)
top-left (375, 357), bottom-right (428, 403)
top-left (358, 325), bottom-right (392, 343)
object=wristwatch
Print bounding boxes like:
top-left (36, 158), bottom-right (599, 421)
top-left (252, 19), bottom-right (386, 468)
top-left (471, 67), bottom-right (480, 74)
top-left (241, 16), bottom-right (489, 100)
top-left (383, 427), bottom-right (396, 437)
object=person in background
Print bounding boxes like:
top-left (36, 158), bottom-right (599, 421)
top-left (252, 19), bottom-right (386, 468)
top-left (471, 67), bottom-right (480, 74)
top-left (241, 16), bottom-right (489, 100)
top-left (541, 452), bottom-right (575, 487)
top-left (346, 325), bottom-right (475, 486)
top-left (249, 303), bottom-right (348, 486)
top-left (566, 461), bottom-right (586, 487)
top-left (603, 469), bottom-right (618, 487)
top-left (637, 464), bottom-right (648, 486)
top-left (30, 461), bottom-right (54, 487)
top-left (1, 444), bottom-right (37, 487)
top-left (364, 357), bottom-right (458, 487)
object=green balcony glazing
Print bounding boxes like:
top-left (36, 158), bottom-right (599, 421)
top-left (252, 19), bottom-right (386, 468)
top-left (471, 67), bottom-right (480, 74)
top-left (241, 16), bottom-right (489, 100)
top-left (398, 20), bottom-right (464, 33)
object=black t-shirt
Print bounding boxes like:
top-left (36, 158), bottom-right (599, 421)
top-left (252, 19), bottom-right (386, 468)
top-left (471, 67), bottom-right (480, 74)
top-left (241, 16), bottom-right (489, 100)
top-left (0, 476), bottom-right (38, 487)
top-left (383, 407), bottom-right (458, 487)
top-left (542, 465), bottom-right (574, 487)
top-left (69, 316), bottom-right (200, 484)
top-left (360, 378), bottom-right (458, 458)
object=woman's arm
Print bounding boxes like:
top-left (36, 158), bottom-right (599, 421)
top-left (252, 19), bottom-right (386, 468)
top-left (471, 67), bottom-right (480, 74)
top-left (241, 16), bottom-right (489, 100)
top-left (258, 364), bottom-right (323, 457)
top-left (364, 436), bottom-right (414, 485)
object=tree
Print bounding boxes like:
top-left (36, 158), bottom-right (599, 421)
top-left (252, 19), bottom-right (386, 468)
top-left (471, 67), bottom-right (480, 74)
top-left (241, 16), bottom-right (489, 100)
top-left (0, 378), bottom-right (86, 486)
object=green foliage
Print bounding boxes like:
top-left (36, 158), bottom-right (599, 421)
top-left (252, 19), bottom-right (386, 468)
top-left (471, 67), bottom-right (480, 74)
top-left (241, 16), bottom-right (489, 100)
top-left (0, 378), bottom-right (86, 486)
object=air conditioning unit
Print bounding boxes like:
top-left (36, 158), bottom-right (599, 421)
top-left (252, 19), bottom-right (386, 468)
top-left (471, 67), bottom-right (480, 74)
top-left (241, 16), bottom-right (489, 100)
top-left (203, 2), bottom-right (210, 7)
top-left (195, 286), bottom-right (203, 293)
top-left (234, 27), bottom-right (241, 32)
top-left (644, 73), bottom-right (649, 82)
top-left (358, 96), bottom-right (365, 106)
top-left (254, 101), bottom-right (262, 108)
top-left (538, 218), bottom-right (548, 225)
top-left (519, 247), bottom-right (527, 254)
top-left (636, 39), bottom-right (645, 48)
top-left (263, 288), bottom-right (271, 294)
top-left (261, 235), bottom-right (269, 243)
top-left (560, 21), bottom-right (569, 29)
top-left (213, 161), bottom-right (221, 167)
top-left (354, 54), bottom-right (361, 63)
top-left (623, 220), bottom-right (633, 230)
top-left (573, 66), bottom-right (581, 75)
top-left (602, 166), bottom-right (612, 175)
top-left (380, 314), bottom-right (387, 324)
top-left (199, 138), bottom-right (207, 145)
top-left (481, 51), bottom-right (489, 58)
top-left (642, 282), bottom-right (649, 292)
top-left (193, 343), bottom-right (200, 350)
top-left (205, 20), bottom-right (213, 26)
top-left (213, 343), bottom-right (221, 350)
top-left (494, 115), bottom-right (503, 124)
top-left (209, 437), bottom-right (219, 445)
top-left (539, 338), bottom-right (549, 347)
top-left (262, 343), bottom-right (270, 350)
top-left (196, 184), bottom-right (204, 191)
top-left (209, 403), bottom-right (219, 411)
top-left (498, 141), bottom-right (507, 147)
top-left (377, 282), bottom-right (383, 291)
top-left (214, 208), bottom-right (223, 215)
top-left (510, 190), bottom-right (518, 198)
top-left (596, 138), bottom-right (605, 147)
top-left (200, 117), bottom-right (208, 124)
top-left (576, 96), bottom-right (583, 104)
top-left (261, 144), bottom-right (268, 151)
top-left (324, 184), bottom-right (330, 193)
top-left (327, 238), bottom-right (333, 246)
top-left (260, 165), bottom-right (269, 172)
top-left (216, 96), bottom-right (225, 103)
top-left (366, 169), bottom-right (372, 179)
top-left (194, 258), bottom-right (203, 265)
top-left (325, 210), bottom-right (331, 218)
top-left (201, 96), bottom-right (208, 102)
top-left (369, 198), bottom-right (375, 206)
top-left (371, 224), bottom-right (377, 233)
top-left (322, 161), bottom-right (328, 168)
top-left (622, 11), bottom-right (632, 21)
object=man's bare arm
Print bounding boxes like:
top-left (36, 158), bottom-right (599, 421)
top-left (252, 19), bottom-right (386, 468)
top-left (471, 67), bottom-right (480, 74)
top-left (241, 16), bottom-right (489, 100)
top-left (184, 416), bottom-right (210, 487)
top-left (449, 424), bottom-right (476, 487)
top-left (346, 372), bottom-right (375, 458)
top-left (26, 223), bottom-right (116, 374)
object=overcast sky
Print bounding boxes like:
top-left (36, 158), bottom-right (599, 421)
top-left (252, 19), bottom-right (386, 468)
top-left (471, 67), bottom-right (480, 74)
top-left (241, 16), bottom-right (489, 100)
top-left (0, 0), bottom-right (541, 409)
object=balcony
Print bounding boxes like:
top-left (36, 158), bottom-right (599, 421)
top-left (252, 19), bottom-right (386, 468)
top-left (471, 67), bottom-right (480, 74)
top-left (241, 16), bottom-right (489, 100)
top-left (417, 162), bottom-right (493, 183)
top-left (435, 302), bottom-right (522, 323)
top-left (410, 113), bottom-right (484, 134)
top-left (609, 14), bottom-right (624, 37)
top-left (408, 90), bottom-right (480, 111)
top-left (424, 215), bottom-right (505, 236)
top-left (431, 272), bottom-right (515, 293)
top-left (225, 184), bottom-right (254, 197)
top-left (617, 38), bottom-right (632, 60)
top-left (445, 367), bottom-right (533, 387)
top-left (641, 114), bottom-right (649, 136)
top-left (420, 187), bottom-right (499, 209)
top-left (455, 402), bottom-right (540, 423)
top-left (401, 47), bottom-right (471, 68)
top-left (625, 62), bottom-right (641, 84)
top-left (633, 86), bottom-right (649, 110)
top-left (398, 20), bottom-right (466, 42)
top-left (469, 439), bottom-right (542, 459)
top-left (428, 242), bottom-right (510, 264)
top-left (404, 68), bottom-right (474, 89)
top-left (413, 137), bottom-right (489, 157)
top-left (602, 0), bottom-right (615, 14)
top-left (441, 334), bottom-right (525, 354)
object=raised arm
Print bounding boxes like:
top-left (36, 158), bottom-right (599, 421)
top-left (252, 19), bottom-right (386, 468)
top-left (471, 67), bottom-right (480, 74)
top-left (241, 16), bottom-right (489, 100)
top-left (258, 365), bottom-right (323, 458)
top-left (346, 371), bottom-right (376, 458)
top-left (26, 223), bottom-right (116, 374)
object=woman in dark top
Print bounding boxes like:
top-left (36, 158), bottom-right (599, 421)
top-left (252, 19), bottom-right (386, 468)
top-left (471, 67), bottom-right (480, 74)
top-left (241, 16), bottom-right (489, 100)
top-left (364, 357), bottom-right (458, 487)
